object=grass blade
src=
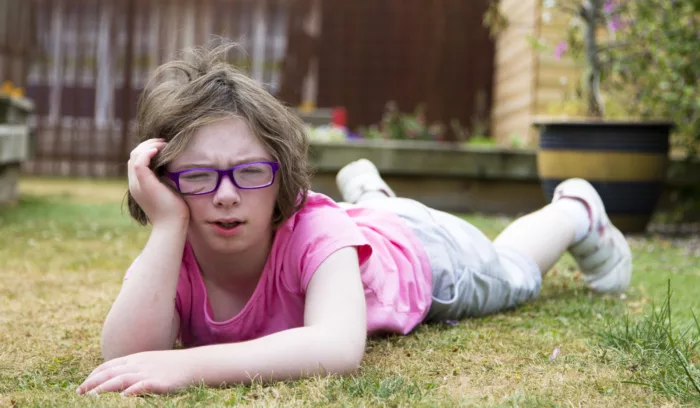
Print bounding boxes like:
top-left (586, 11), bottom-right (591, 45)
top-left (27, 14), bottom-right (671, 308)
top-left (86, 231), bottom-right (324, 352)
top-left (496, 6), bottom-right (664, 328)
top-left (671, 345), bottom-right (700, 395)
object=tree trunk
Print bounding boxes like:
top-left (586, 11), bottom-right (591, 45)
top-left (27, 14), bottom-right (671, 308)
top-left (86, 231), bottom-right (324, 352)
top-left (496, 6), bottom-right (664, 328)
top-left (583, 0), bottom-right (604, 117)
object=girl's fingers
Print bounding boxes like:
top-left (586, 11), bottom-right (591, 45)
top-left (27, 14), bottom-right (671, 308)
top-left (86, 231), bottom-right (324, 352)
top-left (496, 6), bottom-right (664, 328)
top-left (84, 372), bottom-right (145, 396)
top-left (129, 139), bottom-right (166, 161)
top-left (120, 379), bottom-right (167, 397)
top-left (130, 143), bottom-right (165, 188)
top-left (136, 147), bottom-right (158, 169)
top-left (86, 356), bottom-right (128, 379)
top-left (126, 139), bottom-right (176, 212)
top-left (133, 150), bottom-right (165, 192)
top-left (77, 363), bottom-right (137, 394)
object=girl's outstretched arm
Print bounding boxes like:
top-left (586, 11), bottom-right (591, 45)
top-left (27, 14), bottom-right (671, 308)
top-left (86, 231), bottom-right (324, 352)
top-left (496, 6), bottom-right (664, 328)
top-left (78, 246), bottom-right (367, 396)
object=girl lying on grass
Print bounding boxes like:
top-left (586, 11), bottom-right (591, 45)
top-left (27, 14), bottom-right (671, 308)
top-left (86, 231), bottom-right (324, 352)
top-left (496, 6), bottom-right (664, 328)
top-left (77, 44), bottom-right (632, 397)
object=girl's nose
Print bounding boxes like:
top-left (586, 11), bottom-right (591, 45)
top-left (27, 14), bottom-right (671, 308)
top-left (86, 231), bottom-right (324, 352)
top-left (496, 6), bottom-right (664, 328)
top-left (212, 174), bottom-right (241, 206)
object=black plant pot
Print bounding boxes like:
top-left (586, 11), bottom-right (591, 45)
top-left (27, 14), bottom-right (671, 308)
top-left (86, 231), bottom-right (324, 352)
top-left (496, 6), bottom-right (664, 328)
top-left (534, 119), bottom-right (673, 234)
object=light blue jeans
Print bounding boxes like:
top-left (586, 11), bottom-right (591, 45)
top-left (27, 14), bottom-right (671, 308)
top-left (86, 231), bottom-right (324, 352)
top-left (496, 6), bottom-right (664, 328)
top-left (353, 196), bottom-right (542, 322)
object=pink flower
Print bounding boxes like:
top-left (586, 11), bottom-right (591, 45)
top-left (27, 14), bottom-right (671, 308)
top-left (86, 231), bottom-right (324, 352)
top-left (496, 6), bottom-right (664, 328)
top-left (554, 41), bottom-right (568, 59)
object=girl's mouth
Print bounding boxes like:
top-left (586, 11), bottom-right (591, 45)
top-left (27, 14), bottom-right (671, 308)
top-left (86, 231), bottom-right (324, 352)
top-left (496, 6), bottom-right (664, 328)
top-left (215, 221), bottom-right (241, 229)
top-left (211, 220), bottom-right (244, 237)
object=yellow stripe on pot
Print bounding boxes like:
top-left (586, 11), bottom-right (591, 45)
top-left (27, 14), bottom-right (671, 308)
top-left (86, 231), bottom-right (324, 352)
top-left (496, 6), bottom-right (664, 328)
top-left (537, 150), bottom-right (668, 181)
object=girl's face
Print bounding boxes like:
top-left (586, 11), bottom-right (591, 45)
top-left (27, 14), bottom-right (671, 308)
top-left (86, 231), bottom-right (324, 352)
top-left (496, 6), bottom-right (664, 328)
top-left (167, 117), bottom-right (279, 255)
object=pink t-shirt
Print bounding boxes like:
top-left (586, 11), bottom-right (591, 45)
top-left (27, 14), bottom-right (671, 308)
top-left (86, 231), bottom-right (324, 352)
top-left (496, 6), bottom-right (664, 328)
top-left (127, 192), bottom-right (433, 348)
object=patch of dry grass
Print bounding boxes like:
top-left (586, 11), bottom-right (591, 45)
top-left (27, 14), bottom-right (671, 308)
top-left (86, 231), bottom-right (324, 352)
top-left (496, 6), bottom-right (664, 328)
top-left (0, 177), bottom-right (697, 407)
top-left (18, 176), bottom-right (129, 203)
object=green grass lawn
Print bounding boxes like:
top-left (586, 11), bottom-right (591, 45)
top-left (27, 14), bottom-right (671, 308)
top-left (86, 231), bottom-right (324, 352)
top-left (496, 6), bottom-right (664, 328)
top-left (1, 177), bottom-right (698, 407)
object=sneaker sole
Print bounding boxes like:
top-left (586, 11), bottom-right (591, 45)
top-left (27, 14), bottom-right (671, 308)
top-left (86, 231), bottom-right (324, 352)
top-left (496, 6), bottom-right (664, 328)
top-left (336, 159), bottom-right (396, 203)
top-left (585, 225), bottom-right (632, 293)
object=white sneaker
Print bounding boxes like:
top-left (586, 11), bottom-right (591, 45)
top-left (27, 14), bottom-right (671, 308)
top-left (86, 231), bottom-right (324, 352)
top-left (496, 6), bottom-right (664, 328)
top-left (335, 159), bottom-right (396, 204)
top-left (552, 178), bottom-right (633, 293)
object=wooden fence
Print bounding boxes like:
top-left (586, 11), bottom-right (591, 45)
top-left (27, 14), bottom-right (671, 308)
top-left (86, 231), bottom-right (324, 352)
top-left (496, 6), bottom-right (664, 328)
top-left (5, 0), bottom-right (495, 177)
top-left (315, 0), bottom-right (495, 143)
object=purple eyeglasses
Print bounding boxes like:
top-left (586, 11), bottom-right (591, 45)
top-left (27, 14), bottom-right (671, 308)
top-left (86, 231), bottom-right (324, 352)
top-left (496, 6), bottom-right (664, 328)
top-left (166, 161), bottom-right (280, 195)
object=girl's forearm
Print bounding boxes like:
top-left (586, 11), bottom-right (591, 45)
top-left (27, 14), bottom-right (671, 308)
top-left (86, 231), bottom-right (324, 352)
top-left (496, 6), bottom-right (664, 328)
top-left (101, 222), bottom-right (188, 360)
top-left (188, 325), bottom-right (367, 386)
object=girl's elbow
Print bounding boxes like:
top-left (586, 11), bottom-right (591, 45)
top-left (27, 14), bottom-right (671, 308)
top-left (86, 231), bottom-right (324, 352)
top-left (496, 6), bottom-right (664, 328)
top-left (325, 353), bottom-right (363, 377)
top-left (333, 337), bottom-right (366, 375)
top-left (100, 333), bottom-right (119, 361)
top-left (101, 349), bottom-right (122, 362)
top-left (100, 333), bottom-right (135, 361)
top-left (341, 356), bottom-right (363, 376)
top-left (100, 341), bottom-right (128, 362)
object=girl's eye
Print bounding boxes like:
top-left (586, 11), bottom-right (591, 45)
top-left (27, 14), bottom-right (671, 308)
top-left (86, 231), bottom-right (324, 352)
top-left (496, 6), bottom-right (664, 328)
top-left (182, 171), bottom-right (215, 180)
top-left (240, 165), bottom-right (266, 174)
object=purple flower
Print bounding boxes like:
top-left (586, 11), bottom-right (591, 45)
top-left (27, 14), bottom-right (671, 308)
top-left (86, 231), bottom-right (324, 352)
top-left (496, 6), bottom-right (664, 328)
top-left (604, 0), bottom-right (615, 14)
top-left (608, 15), bottom-right (623, 32)
top-left (554, 41), bottom-right (568, 60)
top-left (444, 320), bottom-right (459, 326)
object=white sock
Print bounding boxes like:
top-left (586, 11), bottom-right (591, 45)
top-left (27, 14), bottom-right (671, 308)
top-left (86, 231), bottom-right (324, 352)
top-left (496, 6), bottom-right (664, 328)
top-left (552, 198), bottom-right (591, 244)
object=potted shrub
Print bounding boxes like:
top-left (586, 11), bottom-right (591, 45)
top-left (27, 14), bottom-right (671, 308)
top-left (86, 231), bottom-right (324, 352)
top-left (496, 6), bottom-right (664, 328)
top-left (485, 0), bottom-right (676, 233)
top-left (605, 0), bottom-right (700, 224)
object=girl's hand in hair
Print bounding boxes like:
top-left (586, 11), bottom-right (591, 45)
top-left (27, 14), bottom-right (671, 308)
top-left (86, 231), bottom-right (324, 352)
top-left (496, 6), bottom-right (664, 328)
top-left (128, 138), bottom-right (190, 227)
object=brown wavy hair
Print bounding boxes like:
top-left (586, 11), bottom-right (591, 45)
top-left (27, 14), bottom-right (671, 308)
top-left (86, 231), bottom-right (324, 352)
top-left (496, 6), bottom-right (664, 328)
top-left (127, 42), bottom-right (310, 227)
